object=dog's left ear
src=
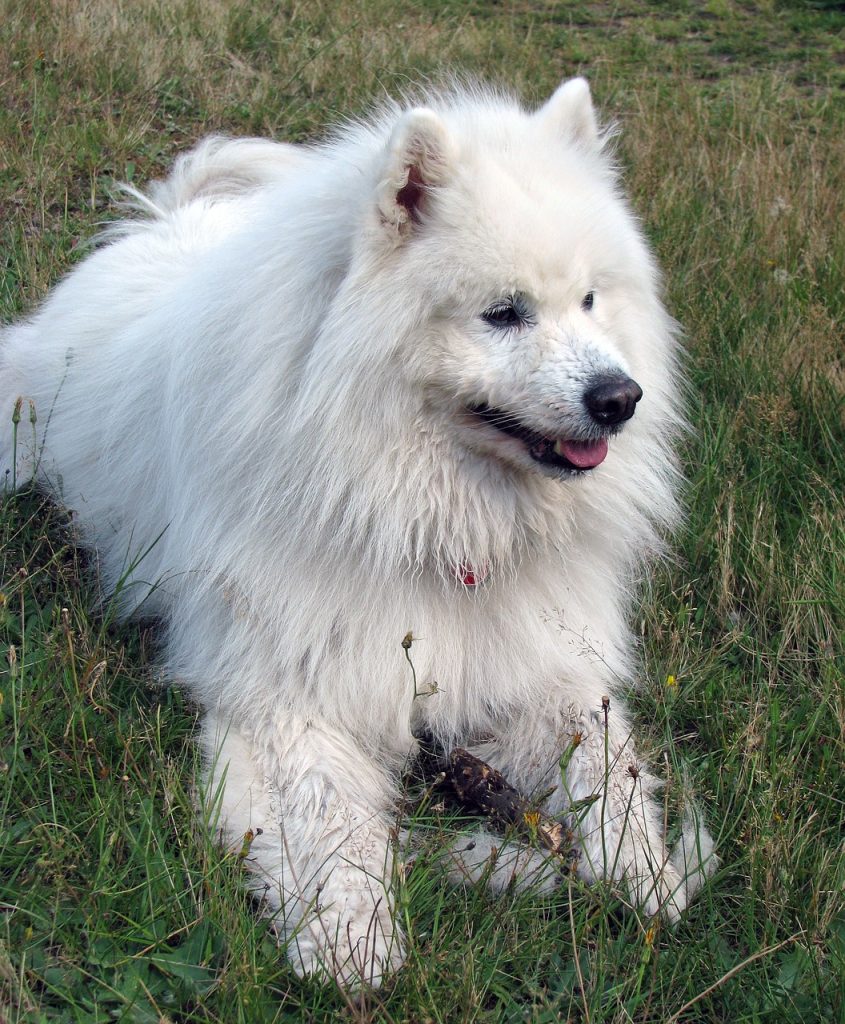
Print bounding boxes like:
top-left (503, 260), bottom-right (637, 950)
top-left (376, 108), bottom-right (455, 239)
top-left (535, 77), bottom-right (600, 150)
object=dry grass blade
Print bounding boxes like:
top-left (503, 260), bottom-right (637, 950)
top-left (665, 932), bottom-right (806, 1024)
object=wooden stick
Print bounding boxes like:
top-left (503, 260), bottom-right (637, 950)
top-left (443, 747), bottom-right (576, 863)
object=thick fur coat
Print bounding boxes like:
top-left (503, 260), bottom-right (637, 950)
top-left (1, 78), bottom-right (714, 986)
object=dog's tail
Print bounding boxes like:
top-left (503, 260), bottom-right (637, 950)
top-left (120, 136), bottom-right (310, 221)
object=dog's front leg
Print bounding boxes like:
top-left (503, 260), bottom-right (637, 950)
top-left (471, 701), bottom-right (712, 920)
top-left (200, 711), bottom-right (404, 988)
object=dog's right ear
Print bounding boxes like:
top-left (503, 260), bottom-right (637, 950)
top-left (376, 109), bottom-right (455, 239)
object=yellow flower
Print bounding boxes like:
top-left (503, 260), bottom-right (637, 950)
top-left (666, 674), bottom-right (678, 688)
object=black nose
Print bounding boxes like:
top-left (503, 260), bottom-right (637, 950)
top-left (584, 375), bottom-right (643, 426)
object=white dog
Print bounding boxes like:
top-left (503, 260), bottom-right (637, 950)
top-left (1, 78), bottom-right (714, 987)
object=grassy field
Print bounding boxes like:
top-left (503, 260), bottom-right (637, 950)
top-left (1, 0), bottom-right (844, 1021)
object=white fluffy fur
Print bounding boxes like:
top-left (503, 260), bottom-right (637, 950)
top-left (0, 78), bottom-right (715, 987)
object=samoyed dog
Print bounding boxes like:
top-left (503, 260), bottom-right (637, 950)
top-left (1, 78), bottom-right (714, 986)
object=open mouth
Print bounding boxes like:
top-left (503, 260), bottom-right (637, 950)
top-left (468, 403), bottom-right (609, 472)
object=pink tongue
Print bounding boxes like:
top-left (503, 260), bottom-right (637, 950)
top-left (559, 438), bottom-right (608, 469)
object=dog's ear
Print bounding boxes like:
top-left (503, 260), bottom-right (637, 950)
top-left (376, 108), bottom-right (455, 238)
top-left (535, 77), bottom-right (600, 150)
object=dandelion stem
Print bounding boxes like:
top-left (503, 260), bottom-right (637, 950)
top-left (600, 695), bottom-right (610, 878)
top-left (11, 397), bottom-right (22, 492)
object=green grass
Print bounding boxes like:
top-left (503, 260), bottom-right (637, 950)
top-left (2, 0), bottom-right (844, 1020)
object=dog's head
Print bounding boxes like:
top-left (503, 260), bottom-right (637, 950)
top-left (357, 78), bottom-right (679, 482)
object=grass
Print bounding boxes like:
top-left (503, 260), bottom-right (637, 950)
top-left (1, 0), bottom-right (844, 1020)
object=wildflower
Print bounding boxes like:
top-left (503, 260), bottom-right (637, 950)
top-left (239, 829), bottom-right (256, 859)
top-left (523, 810), bottom-right (541, 831)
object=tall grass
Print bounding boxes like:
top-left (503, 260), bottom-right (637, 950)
top-left (1, 1), bottom-right (843, 1020)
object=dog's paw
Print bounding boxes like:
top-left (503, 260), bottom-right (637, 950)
top-left (666, 806), bottom-right (719, 912)
top-left (442, 827), bottom-right (562, 895)
top-left (627, 852), bottom-right (686, 923)
top-left (644, 806), bottom-right (718, 922)
top-left (577, 805), bottom-right (717, 923)
top-left (287, 882), bottom-right (405, 989)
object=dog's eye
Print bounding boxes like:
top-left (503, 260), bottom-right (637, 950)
top-left (482, 295), bottom-right (532, 331)
top-left (581, 291), bottom-right (595, 311)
